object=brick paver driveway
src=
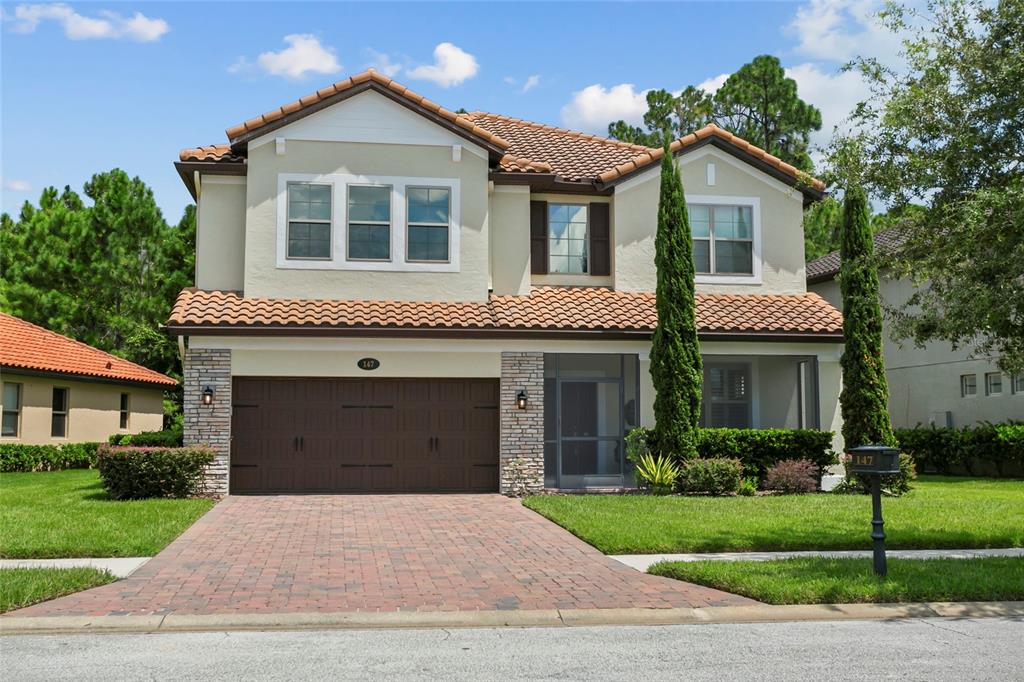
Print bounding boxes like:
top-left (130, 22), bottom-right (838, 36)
top-left (10, 495), bottom-right (753, 616)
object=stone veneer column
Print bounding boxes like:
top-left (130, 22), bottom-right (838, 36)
top-left (499, 351), bottom-right (544, 496)
top-left (183, 348), bottom-right (231, 496)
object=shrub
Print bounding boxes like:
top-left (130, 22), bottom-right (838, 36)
top-left (0, 442), bottom-right (99, 472)
top-left (96, 445), bottom-right (215, 499)
top-left (895, 422), bottom-right (1024, 477)
top-left (839, 452), bottom-right (918, 496)
top-left (738, 477), bottom-right (758, 496)
top-left (764, 458), bottom-right (819, 493)
top-left (108, 427), bottom-right (183, 448)
top-left (634, 452), bottom-right (679, 495)
top-left (677, 458), bottom-right (743, 496)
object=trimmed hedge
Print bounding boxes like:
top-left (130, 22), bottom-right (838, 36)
top-left (0, 442), bottom-right (100, 472)
top-left (677, 458), bottom-right (743, 495)
top-left (96, 445), bottom-right (215, 499)
top-left (108, 427), bottom-right (183, 448)
top-left (896, 422), bottom-right (1024, 477)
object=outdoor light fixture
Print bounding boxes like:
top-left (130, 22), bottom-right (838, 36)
top-left (516, 390), bottom-right (528, 410)
top-left (201, 386), bottom-right (214, 406)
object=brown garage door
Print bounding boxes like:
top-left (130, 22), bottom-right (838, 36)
top-left (230, 378), bottom-right (499, 494)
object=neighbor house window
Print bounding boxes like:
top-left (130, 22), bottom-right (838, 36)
top-left (689, 205), bottom-right (754, 275)
top-left (2, 382), bottom-right (21, 437)
top-left (286, 182), bottom-right (332, 259)
top-left (548, 204), bottom-right (588, 274)
top-left (347, 185), bottom-right (391, 260)
top-left (985, 372), bottom-right (1003, 396)
top-left (960, 374), bottom-right (977, 398)
top-left (51, 387), bottom-right (68, 438)
top-left (1013, 374), bottom-right (1024, 395)
top-left (407, 187), bottom-right (450, 262)
top-left (702, 364), bottom-right (752, 428)
top-left (119, 393), bottom-right (130, 430)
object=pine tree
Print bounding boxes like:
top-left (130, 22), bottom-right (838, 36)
top-left (838, 184), bottom-right (896, 447)
top-left (650, 143), bottom-right (702, 458)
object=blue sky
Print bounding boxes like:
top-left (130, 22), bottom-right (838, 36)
top-left (1, 1), bottom-right (895, 221)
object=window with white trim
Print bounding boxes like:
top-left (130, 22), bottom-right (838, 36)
top-left (548, 204), bottom-right (588, 274)
top-left (51, 387), bottom-right (68, 438)
top-left (985, 372), bottom-right (1002, 396)
top-left (286, 183), bottom-right (332, 259)
top-left (347, 185), bottom-right (391, 261)
top-left (689, 205), bottom-right (754, 275)
top-left (2, 382), bottom-right (21, 437)
top-left (119, 393), bottom-right (130, 430)
top-left (960, 374), bottom-right (977, 398)
top-left (702, 364), bottom-right (752, 428)
top-left (407, 187), bottom-right (450, 262)
top-left (1013, 373), bottom-right (1024, 395)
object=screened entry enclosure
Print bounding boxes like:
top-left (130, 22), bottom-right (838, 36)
top-left (544, 354), bottom-right (640, 489)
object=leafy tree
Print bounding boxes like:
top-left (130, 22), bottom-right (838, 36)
top-left (608, 87), bottom-right (715, 146)
top-left (838, 184), bottom-right (896, 449)
top-left (650, 145), bottom-right (702, 459)
top-left (836, 0), bottom-right (1024, 372)
top-left (607, 120), bottom-right (658, 147)
top-left (803, 197), bottom-right (843, 260)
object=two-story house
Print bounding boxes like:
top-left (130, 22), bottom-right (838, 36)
top-left (169, 70), bottom-right (844, 496)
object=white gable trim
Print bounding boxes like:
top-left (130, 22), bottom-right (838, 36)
top-left (249, 90), bottom-right (487, 160)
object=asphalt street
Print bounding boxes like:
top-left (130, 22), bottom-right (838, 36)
top-left (2, 617), bottom-right (1021, 681)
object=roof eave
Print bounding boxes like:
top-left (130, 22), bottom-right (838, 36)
top-left (0, 364), bottom-right (178, 388)
top-left (488, 172), bottom-right (613, 196)
top-left (174, 161), bottom-right (247, 200)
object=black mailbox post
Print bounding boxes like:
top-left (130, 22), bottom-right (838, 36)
top-left (849, 445), bottom-right (901, 577)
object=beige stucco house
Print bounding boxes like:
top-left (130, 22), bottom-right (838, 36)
top-left (1, 312), bottom-right (176, 445)
top-left (808, 230), bottom-right (1024, 428)
top-left (170, 69), bottom-right (845, 496)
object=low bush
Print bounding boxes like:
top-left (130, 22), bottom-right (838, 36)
top-left (0, 442), bottom-right (99, 472)
top-left (108, 427), bottom-right (183, 448)
top-left (677, 458), bottom-right (743, 496)
top-left (634, 452), bottom-right (679, 495)
top-left (895, 422), bottom-right (1024, 477)
top-left (737, 477), bottom-right (758, 497)
top-left (836, 452), bottom-right (918, 496)
top-left (764, 458), bottom-right (819, 493)
top-left (96, 445), bottom-right (215, 499)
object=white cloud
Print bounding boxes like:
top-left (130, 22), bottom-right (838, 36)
top-left (560, 83), bottom-right (649, 132)
top-left (785, 62), bottom-right (871, 164)
top-left (365, 49), bottom-right (401, 77)
top-left (9, 3), bottom-right (168, 41)
top-left (788, 0), bottom-right (900, 63)
top-left (521, 74), bottom-right (541, 93)
top-left (2, 178), bottom-right (32, 192)
top-left (697, 73), bottom-right (729, 95)
top-left (407, 42), bottom-right (478, 88)
top-left (233, 34), bottom-right (342, 80)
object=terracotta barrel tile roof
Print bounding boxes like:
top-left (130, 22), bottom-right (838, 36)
top-left (0, 313), bottom-right (177, 387)
top-left (168, 288), bottom-right (843, 338)
top-left (179, 144), bottom-right (244, 163)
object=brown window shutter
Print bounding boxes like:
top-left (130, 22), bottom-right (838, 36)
top-left (589, 202), bottom-right (611, 276)
top-left (530, 200), bottom-right (548, 275)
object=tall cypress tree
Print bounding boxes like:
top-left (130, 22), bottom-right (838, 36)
top-left (838, 184), bottom-right (896, 447)
top-left (650, 143), bottom-right (702, 458)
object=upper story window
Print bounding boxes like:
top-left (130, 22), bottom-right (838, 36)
top-left (690, 205), bottom-right (753, 275)
top-left (985, 372), bottom-right (1002, 396)
top-left (960, 374), bottom-right (977, 398)
top-left (407, 187), bottom-right (450, 262)
top-left (2, 382), bottom-right (21, 437)
top-left (287, 183), bottom-right (332, 260)
top-left (51, 387), bottom-right (68, 438)
top-left (1013, 373), bottom-right (1024, 395)
top-left (548, 204), bottom-right (588, 274)
top-left (347, 185), bottom-right (391, 261)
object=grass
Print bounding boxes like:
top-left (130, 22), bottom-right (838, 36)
top-left (649, 557), bottom-right (1024, 604)
top-left (0, 567), bottom-right (117, 613)
top-left (523, 476), bottom-right (1024, 554)
top-left (0, 470), bottom-right (215, 559)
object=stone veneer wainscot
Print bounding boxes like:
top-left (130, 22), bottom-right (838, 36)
top-left (183, 348), bottom-right (231, 495)
top-left (499, 351), bottom-right (544, 495)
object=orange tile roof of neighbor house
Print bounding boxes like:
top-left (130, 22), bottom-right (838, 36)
top-left (0, 312), bottom-right (178, 387)
top-left (168, 288), bottom-right (844, 340)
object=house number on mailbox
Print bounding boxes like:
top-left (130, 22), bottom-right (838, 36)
top-left (357, 358), bottom-right (380, 371)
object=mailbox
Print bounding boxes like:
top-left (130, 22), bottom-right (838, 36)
top-left (848, 445), bottom-right (901, 475)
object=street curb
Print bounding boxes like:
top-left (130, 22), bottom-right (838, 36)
top-left (2, 601), bottom-right (1022, 636)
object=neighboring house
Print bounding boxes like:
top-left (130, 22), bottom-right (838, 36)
top-left (169, 69), bottom-right (844, 496)
top-left (0, 312), bottom-right (176, 445)
top-left (808, 228), bottom-right (1023, 428)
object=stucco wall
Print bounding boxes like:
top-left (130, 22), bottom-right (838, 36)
top-left (489, 186), bottom-right (531, 295)
top-left (196, 178), bottom-right (246, 291)
top-left (0, 372), bottom-right (164, 445)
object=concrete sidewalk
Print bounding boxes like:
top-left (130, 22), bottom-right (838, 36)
top-left (611, 548), bottom-right (1024, 572)
top-left (0, 558), bottom-right (150, 578)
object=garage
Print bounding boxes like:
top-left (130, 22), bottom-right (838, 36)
top-left (229, 377), bottom-right (499, 494)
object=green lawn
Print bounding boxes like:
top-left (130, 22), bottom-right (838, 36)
top-left (0, 567), bottom-right (117, 613)
top-left (0, 470), bottom-right (215, 559)
top-left (649, 557), bottom-right (1024, 604)
top-left (523, 476), bottom-right (1024, 554)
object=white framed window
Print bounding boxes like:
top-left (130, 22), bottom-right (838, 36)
top-left (347, 185), bottom-right (392, 261)
top-left (960, 374), bottom-right (977, 398)
top-left (51, 387), bottom-right (69, 438)
top-left (119, 393), bottom-right (130, 430)
top-left (985, 372), bottom-right (1003, 396)
top-left (286, 182), bottom-right (332, 260)
top-left (2, 382), bottom-right (22, 437)
top-left (1013, 373), bottom-right (1024, 395)
top-left (548, 204), bottom-right (588, 274)
top-left (407, 187), bottom-right (451, 262)
top-left (686, 195), bottom-right (762, 284)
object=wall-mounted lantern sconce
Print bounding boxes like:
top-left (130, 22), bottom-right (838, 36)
top-left (516, 390), bottom-right (528, 410)
top-left (201, 386), bottom-right (214, 406)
